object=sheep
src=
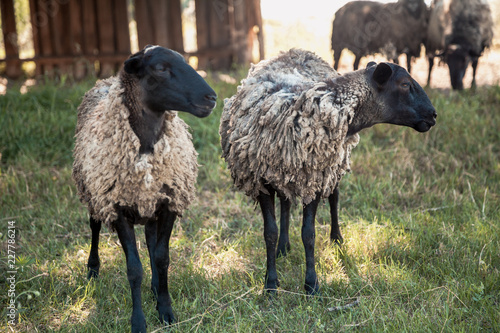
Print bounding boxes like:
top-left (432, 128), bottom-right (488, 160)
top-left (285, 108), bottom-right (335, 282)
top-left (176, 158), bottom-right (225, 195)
top-left (220, 48), bottom-right (436, 294)
top-left (72, 45), bottom-right (217, 332)
top-left (426, 0), bottom-right (494, 90)
top-left (331, 0), bottom-right (428, 73)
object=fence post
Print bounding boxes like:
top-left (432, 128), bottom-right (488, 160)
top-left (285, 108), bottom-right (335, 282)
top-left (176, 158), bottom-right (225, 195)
top-left (1, 0), bottom-right (22, 79)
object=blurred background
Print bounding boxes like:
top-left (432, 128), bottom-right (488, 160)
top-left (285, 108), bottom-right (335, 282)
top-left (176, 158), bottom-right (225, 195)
top-left (1, 0), bottom-right (499, 90)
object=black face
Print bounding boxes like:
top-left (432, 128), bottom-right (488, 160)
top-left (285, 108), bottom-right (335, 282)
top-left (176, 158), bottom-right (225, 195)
top-left (446, 47), bottom-right (470, 90)
top-left (124, 45), bottom-right (217, 117)
top-left (368, 62), bottom-right (437, 132)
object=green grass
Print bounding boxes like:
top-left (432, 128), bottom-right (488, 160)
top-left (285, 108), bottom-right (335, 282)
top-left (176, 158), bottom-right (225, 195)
top-left (1, 77), bottom-right (499, 332)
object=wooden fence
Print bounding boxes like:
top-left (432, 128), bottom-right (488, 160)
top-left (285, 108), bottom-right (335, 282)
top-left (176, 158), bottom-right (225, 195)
top-left (0, 0), bottom-right (263, 79)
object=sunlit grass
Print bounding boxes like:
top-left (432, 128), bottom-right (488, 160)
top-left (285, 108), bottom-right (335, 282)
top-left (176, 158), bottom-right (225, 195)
top-left (0, 77), bottom-right (499, 332)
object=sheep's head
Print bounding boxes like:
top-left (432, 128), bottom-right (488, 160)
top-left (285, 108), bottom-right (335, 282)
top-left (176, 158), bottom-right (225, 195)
top-left (444, 44), bottom-right (482, 90)
top-left (124, 45), bottom-right (217, 117)
top-left (366, 61), bottom-right (437, 132)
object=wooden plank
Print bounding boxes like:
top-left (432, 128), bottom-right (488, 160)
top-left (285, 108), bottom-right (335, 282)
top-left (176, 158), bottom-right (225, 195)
top-left (113, 0), bottom-right (131, 53)
top-left (155, 0), bottom-right (169, 47)
top-left (195, 0), bottom-right (210, 68)
top-left (1, 0), bottom-right (18, 58)
top-left (81, 0), bottom-right (98, 76)
top-left (28, 0), bottom-right (42, 75)
top-left (96, 0), bottom-right (116, 76)
top-left (253, 0), bottom-right (264, 60)
top-left (113, 0), bottom-right (131, 72)
top-left (167, 0), bottom-right (184, 51)
top-left (69, 0), bottom-right (83, 55)
top-left (36, 0), bottom-right (54, 74)
top-left (210, 0), bottom-right (231, 69)
top-left (53, 0), bottom-right (71, 74)
top-left (82, 0), bottom-right (98, 55)
top-left (48, 0), bottom-right (62, 56)
top-left (1, 0), bottom-right (22, 78)
top-left (135, 0), bottom-right (154, 49)
top-left (231, 0), bottom-right (252, 64)
top-left (69, 0), bottom-right (86, 78)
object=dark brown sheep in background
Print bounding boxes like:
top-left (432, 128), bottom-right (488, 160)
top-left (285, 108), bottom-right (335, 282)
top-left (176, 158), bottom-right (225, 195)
top-left (331, 0), bottom-right (428, 73)
top-left (426, 0), bottom-right (494, 90)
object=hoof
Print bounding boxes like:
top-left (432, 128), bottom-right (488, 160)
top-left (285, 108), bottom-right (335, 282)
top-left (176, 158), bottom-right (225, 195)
top-left (131, 322), bottom-right (147, 333)
top-left (87, 268), bottom-right (99, 279)
top-left (131, 312), bottom-right (147, 333)
top-left (305, 282), bottom-right (320, 295)
top-left (159, 309), bottom-right (175, 325)
top-left (331, 235), bottom-right (343, 246)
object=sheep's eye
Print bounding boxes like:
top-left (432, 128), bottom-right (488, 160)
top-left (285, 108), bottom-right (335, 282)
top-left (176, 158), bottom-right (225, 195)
top-left (155, 64), bottom-right (171, 75)
top-left (401, 82), bottom-right (410, 89)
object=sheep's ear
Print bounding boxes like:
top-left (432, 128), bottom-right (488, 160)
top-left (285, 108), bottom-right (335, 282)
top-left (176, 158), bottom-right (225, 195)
top-left (372, 63), bottom-right (392, 86)
top-left (366, 61), bottom-right (377, 68)
top-left (124, 55), bottom-right (143, 75)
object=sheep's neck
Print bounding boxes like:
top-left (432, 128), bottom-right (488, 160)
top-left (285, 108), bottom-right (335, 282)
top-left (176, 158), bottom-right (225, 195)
top-left (121, 73), bottom-right (165, 155)
top-left (346, 97), bottom-right (382, 136)
top-left (135, 109), bottom-right (165, 155)
top-left (333, 73), bottom-right (382, 136)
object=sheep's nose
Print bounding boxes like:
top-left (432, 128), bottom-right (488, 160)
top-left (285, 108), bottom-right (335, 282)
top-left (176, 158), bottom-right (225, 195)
top-left (205, 93), bottom-right (217, 103)
top-left (433, 109), bottom-right (437, 119)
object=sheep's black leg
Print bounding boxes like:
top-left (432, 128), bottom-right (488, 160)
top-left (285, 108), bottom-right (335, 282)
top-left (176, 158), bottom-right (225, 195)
top-left (302, 193), bottom-right (321, 295)
top-left (115, 211), bottom-right (146, 333)
top-left (87, 217), bottom-right (101, 279)
top-left (427, 55), bottom-right (434, 86)
top-left (257, 186), bottom-right (279, 292)
top-left (471, 57), bottom-right (478, 89)
top-left (155, 208), bottom-right (177, 324)
top-left (329, 186), bottom-right (343, 245)
top-left (406, 54), bottom-right (412, 74)
top-left (353, 56), bottom-right (361, 71)
top-left (333, 49), bottom-right (342, 71)
top-left (276, 194), bottom-right (291, 258)
top-left (145, 219), bottom-right (159, 297)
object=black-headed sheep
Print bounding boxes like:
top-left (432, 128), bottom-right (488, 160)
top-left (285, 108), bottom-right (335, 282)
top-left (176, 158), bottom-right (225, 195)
top-left (331, 0), bottom-right (428, 73)
top-left (220, 49), bottom-right (436, 294)
top-left (426, 0), bottom-right (494, 90)
top-left (72, 45), bottom-right (216, 332)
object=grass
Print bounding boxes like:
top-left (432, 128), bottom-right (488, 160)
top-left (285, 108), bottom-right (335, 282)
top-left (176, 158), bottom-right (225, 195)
top-left (0, 75), bottom-right (499, 332)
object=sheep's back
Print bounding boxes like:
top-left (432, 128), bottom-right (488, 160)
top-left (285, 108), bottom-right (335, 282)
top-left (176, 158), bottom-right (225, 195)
top-left (331, 1), bottom-right (384, 55)
top-left (73, 77), bottom-right (198, 227)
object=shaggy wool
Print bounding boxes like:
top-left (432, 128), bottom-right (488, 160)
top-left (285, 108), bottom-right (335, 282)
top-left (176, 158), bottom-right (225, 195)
top-left (220, 49), bottom-right (360, 205)
top-left (73, 76), bottom-right (198, 227)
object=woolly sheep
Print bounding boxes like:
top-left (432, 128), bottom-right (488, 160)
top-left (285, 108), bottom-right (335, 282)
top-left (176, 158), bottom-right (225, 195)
top-left (331, 0), bottom-right (428, 73)
top-left (72, 45), bottom-right (216, 332)
top-left (220, 49), bottom-right (436, 294)
top-left (426, 0), bottom-right (494, 89)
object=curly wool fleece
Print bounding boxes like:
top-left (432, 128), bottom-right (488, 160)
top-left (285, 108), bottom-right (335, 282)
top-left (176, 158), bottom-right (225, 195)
top-left (220, 49), bottom-right (360, 205)
top-left (73, 77), bottom-right (198, 227)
